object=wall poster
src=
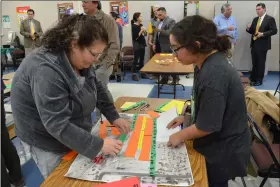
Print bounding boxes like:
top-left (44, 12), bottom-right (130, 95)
top-left (110, 1), bottom-right (129, 26)
top-left (57, 2), bottom-right (74, 21)
top-left (16, 6), bottom-right (30, 28)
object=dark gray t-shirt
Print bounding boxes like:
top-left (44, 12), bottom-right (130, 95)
top-left (192, 52), bottom-right (251, 182)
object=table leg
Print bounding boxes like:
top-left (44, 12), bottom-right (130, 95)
top-left (157, 76), bottom-right (160, 98)
top-left (173, 75), bottom-right (176, 99)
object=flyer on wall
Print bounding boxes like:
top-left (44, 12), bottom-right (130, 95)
top-left (2, 15), bottom-right (11, 29)
top-left (16, 6), bottom-right (30, 28)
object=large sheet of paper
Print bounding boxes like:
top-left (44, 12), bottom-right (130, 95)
top-left (65, 110), bottom-right (194, 186)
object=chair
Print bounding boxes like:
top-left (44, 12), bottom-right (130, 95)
top-left (120, 46), bottom-right (134, 78)
top-left (274, 82), bottom-right (280, 96)
top-left (242, 113), bottom-right (280, 187)
top-left (11, 48), bottom-right (25, 70)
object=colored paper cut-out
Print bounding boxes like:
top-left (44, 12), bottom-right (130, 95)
top-left (121, 102), bottom-right (136, 109)
top-left (99, 121), bottom-right (107, 139)
top-left (62, 150), bottom-right (78, 161)
top-left (146, 111), bottom-right (160, 118)
top-left (144, 118), bottom-right (153, 136)
top-left (124, 132), bottom-right (138, 157)
top-left (6, 84), bottom-right (12, 89)
top-left (138, 135), bottom-right (152, 161)
top-left (111, 127), bottom-right (121, 136)
top-left (93, 177), bottom-right (140, 187)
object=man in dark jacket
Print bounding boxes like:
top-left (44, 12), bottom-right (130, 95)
top-left (246, 3), bottom-right (277, 86)
top-left (109, 11), bottom-right (123, 82)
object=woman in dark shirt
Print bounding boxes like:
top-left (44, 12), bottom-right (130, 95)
top-left (167, 15), bottom-right (251, 187)
top-left (131, 12), bottom-right (148, 81)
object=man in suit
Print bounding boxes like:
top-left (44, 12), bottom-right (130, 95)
top-left (20, 9), bottom-right (43, 49)
top-left (246, 3), bottom-right (277, 86)
top-left (152, 7), bottom-right (176, 84)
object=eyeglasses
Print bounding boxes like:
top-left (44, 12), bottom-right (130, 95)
top-left (170, 45), bottom-right (185, 56)
top-left (87, 48), bottom-right (103, 60)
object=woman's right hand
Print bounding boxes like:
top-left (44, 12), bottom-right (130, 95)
top-left (166, 116), bottom-right (184, 129)
top-left (101, 138), bottom-right (123, 156)
top-left (141, 26), bottom-right (146, 31)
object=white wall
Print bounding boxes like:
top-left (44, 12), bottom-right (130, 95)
top-left (1, 1), bottom-right (279, 71)
top-left (1, 1), bottom-right (79, 44)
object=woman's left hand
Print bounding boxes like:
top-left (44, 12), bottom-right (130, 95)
top-left (113, 118), bottom-right (130, 134)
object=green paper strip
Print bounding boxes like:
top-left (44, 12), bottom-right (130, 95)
top-left (6, 84), bottom-right (12, 89)
top-left (119, 134), bottom-right (127, 143)
top-left (121, 100), bottom-right (146, 112)
top-left (131, 114), bottom-right (138, 130)
top-left (154, 101), bottom-right (170, 113)
top-left (149, 118), bottom-right (157, 176)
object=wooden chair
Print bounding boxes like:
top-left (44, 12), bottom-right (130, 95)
top-left (242, 113), bottom-right (280, 187)
top-left (120, 46), bottom-right (134, 78)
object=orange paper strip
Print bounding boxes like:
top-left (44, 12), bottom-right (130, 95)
top-left (62, 150), bottom-right (78, 161)
top-left (124, 133), bottom-right (139, 157)
top-left (146, 111), bottom-right (160, 118)
top-left (99, 121), bottom-right (107, 138)
top-left (134, 116), bottom-right (143, 134)
top-left (144, 118), bottom-right (153, 136)
top-left (124, 116), bottom-right (143, 157)
top-left (138, 136), bottom-right (152, 161)
top-left (111, 127), bottom-right (121, 136)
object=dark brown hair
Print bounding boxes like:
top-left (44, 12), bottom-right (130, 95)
top-left (256, 3), bottom-right (266, 9)
top-left (171, 15), bottom-right (232, 58)
top-left (41, 14), bottom-right (108, 52)
top-left (27, 9), bottom-right (35, 14)
top-left (131, 12), bottom-right (141, 25)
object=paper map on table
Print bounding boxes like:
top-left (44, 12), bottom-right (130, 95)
top-left (65, 108), bottom-right (194, 186)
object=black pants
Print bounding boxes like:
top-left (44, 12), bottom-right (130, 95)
top-left (1, 91), bottom-right (23, 187)
top-left (251, 43), bottom-right (268, 82)
top-left (132, 48), bottom-right (145, 73)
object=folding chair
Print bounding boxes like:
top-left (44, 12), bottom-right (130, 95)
top-left (274, 82), bottom-right (280, 96)
top-left (243, 113), bottom-right (280, 187)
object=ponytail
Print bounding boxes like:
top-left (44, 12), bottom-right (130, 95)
top-left (131, 19), bottom-right (135, 25)
top-left (215, 35), bottom-right (232, 58)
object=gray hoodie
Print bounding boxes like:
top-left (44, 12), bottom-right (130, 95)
top-left (11, 47), bottom-right (120, 159)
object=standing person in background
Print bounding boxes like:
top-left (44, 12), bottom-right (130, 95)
top-left (213, 3), bottom-right (238, 63)
top-left (131, 12), bottom-right (148, 81)
top-left (82, 1), bottom-right (120, 123)
top-left (109, 11), bottom-right (123, 82)
top-left (1, 66), bottom-right (25, 187)
top-left (246, 3), bottom-right (277, 86)
top-left (20, 9), bottom-right (43, 49)
top-left (152, 7), bottom-right (176, 84)
top-left (148, 5), bottom-right (160, 58)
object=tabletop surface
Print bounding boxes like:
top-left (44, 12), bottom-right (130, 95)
top-left (41, 97), bottom-right (208, 187)
top-left (140, 54), bottom-right (194, 74)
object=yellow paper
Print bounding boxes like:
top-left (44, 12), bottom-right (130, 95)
top-left (121, 102), bottom-right (136, 109)
top-left (160, 53), bottom-right (173, 56)
top-left (160, 100), bottom-right (186, 115)
top-left (137, 131), bottom-right (145, 149)
top-left (141, 116), bottom-right (147, 131)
